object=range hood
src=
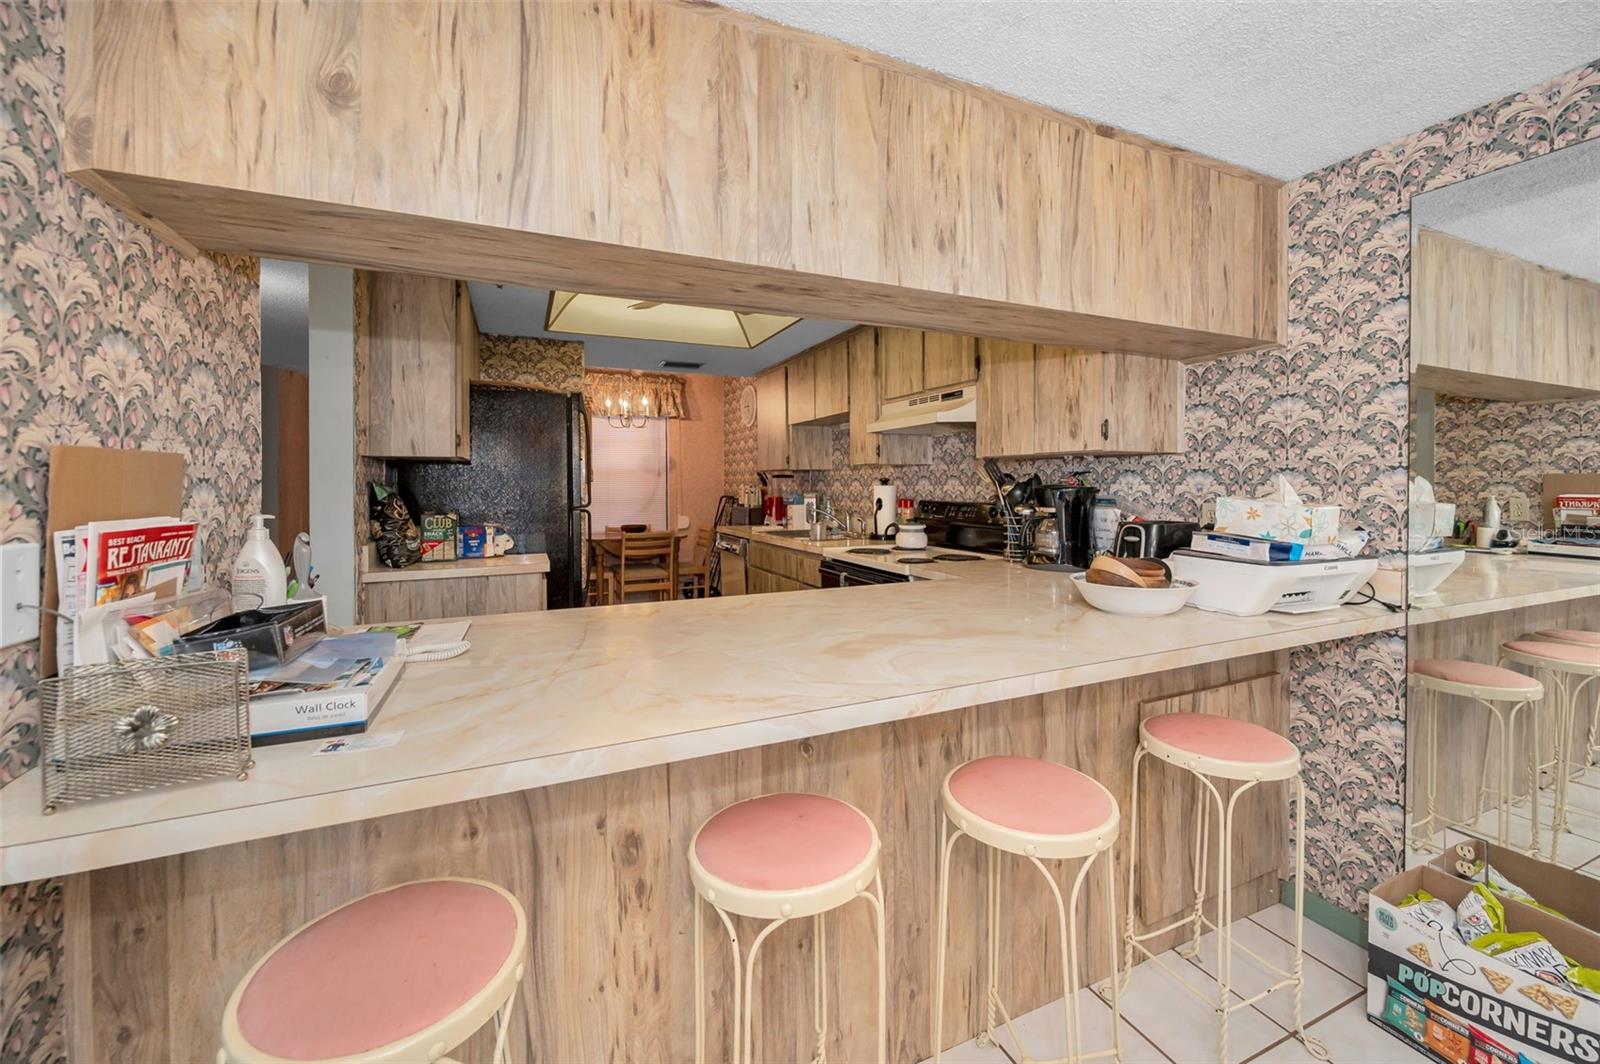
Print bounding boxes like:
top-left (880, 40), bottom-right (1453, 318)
top-left (866, 383), bottom-right (978, 434)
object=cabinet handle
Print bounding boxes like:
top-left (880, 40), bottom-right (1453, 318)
top-left (1100, 419), bottom-right (1109, 441)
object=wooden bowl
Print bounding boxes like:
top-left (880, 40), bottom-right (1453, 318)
top-left (1088, 555), bottom-right (1171, 589)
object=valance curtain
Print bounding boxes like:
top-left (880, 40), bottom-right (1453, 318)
top-left (583, 369), bottom-right (687, 419)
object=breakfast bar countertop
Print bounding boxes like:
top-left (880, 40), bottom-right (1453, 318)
top-left (4, 537), bottom-right (1595, 885)
top-left (1405, 550), bottom-right (1600, 624)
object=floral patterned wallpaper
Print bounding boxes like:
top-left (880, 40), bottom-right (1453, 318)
top-left (1433, 394), bottom-right (1600, 528)
top-left (722, 61), bottom-right (1600, 914)
top-left (476, 333), bottom-right (584, 394)
top-left (2, 0), bottom-right (262, 1058)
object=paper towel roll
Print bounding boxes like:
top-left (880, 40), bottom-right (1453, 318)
top-left (871, 481), bottom-right (897, 537)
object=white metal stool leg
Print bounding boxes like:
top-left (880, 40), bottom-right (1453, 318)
top-left (933, 756), bottom-right (1122, 1064)
top-left (1123, 715), bottom-right (1331, 1064)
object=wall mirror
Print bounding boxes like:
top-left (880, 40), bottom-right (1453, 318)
top-left (1403, 136), bottom-right (1600, 879)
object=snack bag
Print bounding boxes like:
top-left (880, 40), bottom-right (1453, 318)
top-left (1457, 884), bottom-right (1505, 945)
top-left (1398, 888), bottom-right (1457, 935)
top-left (1565, 961), bottom-right (1600, 1005)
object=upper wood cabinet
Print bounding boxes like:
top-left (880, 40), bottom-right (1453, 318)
top-left (877, 328), bottom-right (978, 400)
top-left (848, 330), bottom-right (932, 467)
top-left (66, 0), bottom-right (1285, 361)
top-left (1413, 228), bottom-right (1600, 401)
top-left (364, 274), bottom-right (476, 460)
top-left (783, 339), bottom-right (850, 426)
top-left (754, 366), bottom-right (790, 471)
top-left (977, 343), bottom-right (1183, 458)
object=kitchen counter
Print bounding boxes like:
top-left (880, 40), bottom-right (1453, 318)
top-left (4, 528), bottom-right (1408, 885)
top-left (360, 552), bottom-right (550, 583)
top-left (1405, 550), bottom-right (1600, 624)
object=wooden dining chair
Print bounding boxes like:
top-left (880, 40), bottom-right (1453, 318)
top-left (679, 528), bottom-right (714, 599)
top-left (608, 530), bottom-right (677, 604)
top-left (590, 527), bottom-right (623, 606)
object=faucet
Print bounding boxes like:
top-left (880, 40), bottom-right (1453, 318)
top-left (810, 505), bottom-right (851, 539)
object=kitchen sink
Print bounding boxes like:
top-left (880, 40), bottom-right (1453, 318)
top-left (765, 529), bottom-right (850, 540)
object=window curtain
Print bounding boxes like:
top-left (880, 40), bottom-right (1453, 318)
top-left (584, 369), bottom-right (687, 419)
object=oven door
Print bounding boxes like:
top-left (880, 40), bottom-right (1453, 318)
top-left (821, 558), bottom-right (909, 586)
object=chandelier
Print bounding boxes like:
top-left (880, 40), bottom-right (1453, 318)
top-left (603, 393), bottom-right (649, 429)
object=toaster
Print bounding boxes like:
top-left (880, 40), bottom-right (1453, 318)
top-left (1114, 520), bottom-right (1198, 559)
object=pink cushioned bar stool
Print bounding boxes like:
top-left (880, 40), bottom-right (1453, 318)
top-left (1407, 659), bottom-right (1545, 854)
top-left (689, 792), bottom-right (886, 1064)
top-left (219, 878), bottom-right (527, 1064)
top-left (930, 756), bottom-right (1122, 1064)
top-left (1501, 638), bottom-right (1600, 861)
top-left (1123, 714), bottom-right (1327, 1064)
top-left (1531, 630), bottom-right (1600, 781)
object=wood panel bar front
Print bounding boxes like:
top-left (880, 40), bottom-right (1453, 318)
top-left (66, 654), bottom-right (1288, 1062)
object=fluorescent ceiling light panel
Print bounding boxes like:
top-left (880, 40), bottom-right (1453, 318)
top-left (545, 291), bottom-right (799, 348)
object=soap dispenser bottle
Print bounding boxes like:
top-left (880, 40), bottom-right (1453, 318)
top-left (232, 514), bottom-right (287, 610)
top-left (1484, 495), bottom-right (1502, 529)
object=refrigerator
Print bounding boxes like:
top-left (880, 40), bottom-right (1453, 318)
top-left (396, 385), bottom-right (590, 609)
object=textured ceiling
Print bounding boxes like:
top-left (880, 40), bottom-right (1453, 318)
top-left (1413, 137), bottom-right (1600, 282)
top-left (720, 0), bottom-right (1600, 179)
top-left (467, 283), bottom-right (856, 376)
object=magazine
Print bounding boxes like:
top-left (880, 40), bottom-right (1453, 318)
top-left (85, 518), bottom-right (196, 607)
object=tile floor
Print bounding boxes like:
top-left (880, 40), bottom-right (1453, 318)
top-left (1405, 765), bottom-right (1600, 879)
top-left (921, 902), bottom-right (1390, 1064)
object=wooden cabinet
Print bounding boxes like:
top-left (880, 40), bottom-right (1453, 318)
top-left (1413, 227), bottom-right (1600, 400)
top-left (364, 273), bottom-right (476, 459)
top-left (812, 339), bottom-right (850, 421)
top-left (754, 366), bottom-right (790, 470)
top-left (978, 344), bottom-right (1183, 458)
top-left (848, 330), bottom-right (933, 466)
top-left (785, 339), bottom-right (849, 425)
top-left (745, 539), bottom-right (821, 593)
top-left (922, 332), bottom-right (978, 390)
top-left (363, 571), bottom-right (546, 623)
top-left (975, 339), bottom-right (1037, 458)
top-left (878, 328), bottom-right (925, 399)
top-left (757, 360), bottom-right (836, 471)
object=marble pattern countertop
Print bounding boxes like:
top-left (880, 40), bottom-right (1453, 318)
top-left (1406, 551), bottom-right (1600, 624)
top-left (361, 552), bottom-right (551, 584)
top-left (4, 529), bottom-right (1595, 884)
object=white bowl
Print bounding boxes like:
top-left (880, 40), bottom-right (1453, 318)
top-left (1069, 573), bottom-right (1197, 617)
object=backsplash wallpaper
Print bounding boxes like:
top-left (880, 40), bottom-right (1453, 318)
top-left (1433, 394), bottom-right (1600, 528)
top-left (723, 60), bottom-right (1600, 914)
top-left (1, 0), bottom-right (262, 1058)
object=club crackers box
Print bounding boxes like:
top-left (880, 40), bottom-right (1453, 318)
top-left (1367, 864), bottom-right (1600, 1064)
top-left (419, 511), bottom-right (458, 562)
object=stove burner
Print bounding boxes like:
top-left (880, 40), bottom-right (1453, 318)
top-left (847, 547), bottom-right (892, 556)
top-left (932, 553), bottom-right (982, 562)
top-left (896, 556), bottom-right (937, 565)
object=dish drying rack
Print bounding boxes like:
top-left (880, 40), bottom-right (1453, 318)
top-left (995, 491), bottom-right (1027, 562)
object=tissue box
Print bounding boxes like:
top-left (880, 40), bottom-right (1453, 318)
top-left (1215, 496), bottom-right (1341, 544)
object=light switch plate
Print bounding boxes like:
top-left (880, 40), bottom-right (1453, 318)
top-left (1200, 500), bottom-right (1217, 525)
top-left (1508, 494), bottom-right (1531, 523)
top-left (0, 541), bottom-right (41, 649)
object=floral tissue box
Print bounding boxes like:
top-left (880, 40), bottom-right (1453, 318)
top-left (1215, 479), bottom-right (1341, 544)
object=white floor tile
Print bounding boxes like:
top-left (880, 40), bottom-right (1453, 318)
top-left (990, 987), bottom-right (1168, 1064)
top-left (1246, 905), bottom-right (1366, 985)
top-left (919, 1032), bottom-right (1012, 1064)
top-left (1113, 953), bottom-right (1282, 1064)
top-left (1182, 921), bottom-right (1361, 1032)
top-left (1529, 786), bottom-right (1600, 840)
top-left (1251, 998), bottom-right (1419, 1063)
top-left (1446, 809), bottom-right (1600, 868)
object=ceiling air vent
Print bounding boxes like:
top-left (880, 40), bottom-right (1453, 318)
top-left (659, 360), bottom-right (705, 370)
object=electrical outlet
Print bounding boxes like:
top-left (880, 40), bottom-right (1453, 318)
top-left (1508, 494), bottom-right (1531, 523)
top-left (0, 542), bottom-right (41, 649)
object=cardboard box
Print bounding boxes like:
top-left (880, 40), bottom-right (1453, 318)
top-left (1431, 839), bottom-right (1600, 935)
top-left (248, 655), bottom-right (403, 746)
top-left (1368, 864), bottom-right (1600, 1064)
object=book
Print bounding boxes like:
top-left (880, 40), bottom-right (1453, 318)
top-left (1189, 531), bottom-right (1304, 563)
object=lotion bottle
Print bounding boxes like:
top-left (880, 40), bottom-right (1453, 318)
top-left (232, 514), bottom-right (287, 610)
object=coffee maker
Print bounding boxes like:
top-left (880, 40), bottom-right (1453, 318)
top-left (1025, 484), bottom-right (1097, 570)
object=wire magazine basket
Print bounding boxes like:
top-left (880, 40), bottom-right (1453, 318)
top-left (39, 650), bottom-right (253, 813)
